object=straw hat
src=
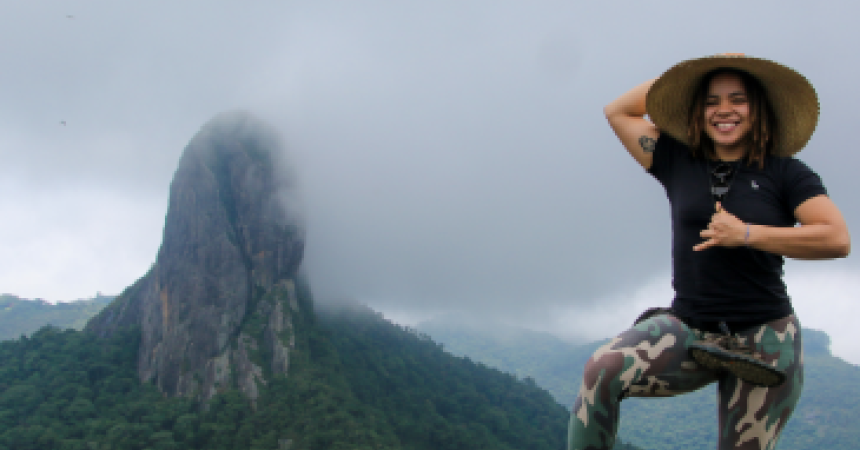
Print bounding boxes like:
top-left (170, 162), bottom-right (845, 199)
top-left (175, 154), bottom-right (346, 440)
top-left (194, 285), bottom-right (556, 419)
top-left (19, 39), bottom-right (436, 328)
top-left (646, 54), bottom-right (819, 157)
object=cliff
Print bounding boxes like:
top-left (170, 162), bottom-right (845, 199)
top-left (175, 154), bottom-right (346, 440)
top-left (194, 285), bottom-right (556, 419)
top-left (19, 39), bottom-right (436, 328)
top-left (86, 111), bottom-right (306, 403)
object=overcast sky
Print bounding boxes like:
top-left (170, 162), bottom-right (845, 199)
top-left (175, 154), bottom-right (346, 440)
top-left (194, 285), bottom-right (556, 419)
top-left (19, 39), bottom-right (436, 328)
top-left (2, 1), bottom-right (859, 364)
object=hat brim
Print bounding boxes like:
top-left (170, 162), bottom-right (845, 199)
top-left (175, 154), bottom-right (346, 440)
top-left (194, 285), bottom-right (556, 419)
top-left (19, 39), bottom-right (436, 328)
top-left (646, 55), bottom-right (819, 157)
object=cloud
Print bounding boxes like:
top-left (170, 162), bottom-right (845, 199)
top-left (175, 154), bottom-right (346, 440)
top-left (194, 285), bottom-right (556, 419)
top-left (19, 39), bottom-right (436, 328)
top-left (1, 0), bottom-right (859, 365)
top-left (0, 183), bottom-right (164, 301)
top-left (785, 263), bottom-right (860, 365)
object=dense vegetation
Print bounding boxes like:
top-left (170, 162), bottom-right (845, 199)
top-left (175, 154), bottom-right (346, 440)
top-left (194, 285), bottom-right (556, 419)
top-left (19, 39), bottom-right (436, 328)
top-left (9, 293), bottom-right (853, 449)
top-left (0, 294), bottom-right (113, 341)
top-left (1, 297), bottom-right (647, 450)
top-left (417, 318), bottom-right (598, 406)
top-left (419, 318), bottom-right (860, 450)
top-left (317, 301), bottom-right (579, 450)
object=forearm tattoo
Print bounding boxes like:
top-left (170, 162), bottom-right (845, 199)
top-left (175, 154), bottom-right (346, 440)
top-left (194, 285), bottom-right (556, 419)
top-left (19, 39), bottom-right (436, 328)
top-left (639, 135), bottom-right (656, 153)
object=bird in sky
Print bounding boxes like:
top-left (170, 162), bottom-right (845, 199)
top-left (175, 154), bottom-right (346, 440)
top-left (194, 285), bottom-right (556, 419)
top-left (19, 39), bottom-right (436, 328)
top-left (60, 121), bottom-right (66, 126)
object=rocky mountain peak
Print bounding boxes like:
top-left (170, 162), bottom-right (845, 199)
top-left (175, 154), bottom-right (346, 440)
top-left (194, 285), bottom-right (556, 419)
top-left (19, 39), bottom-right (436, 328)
top-left (86, 111), bottom-right (306, 403)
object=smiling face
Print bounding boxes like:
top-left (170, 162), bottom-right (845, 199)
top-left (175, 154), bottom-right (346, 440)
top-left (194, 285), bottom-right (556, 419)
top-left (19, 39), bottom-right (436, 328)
top-left (702, 72), bottom-right (752, 157)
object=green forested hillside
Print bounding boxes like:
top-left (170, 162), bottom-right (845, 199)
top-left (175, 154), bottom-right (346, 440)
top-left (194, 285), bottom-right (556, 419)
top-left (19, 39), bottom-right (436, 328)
top-left (418, 319), bottom-right (860, 450)
top-left (1, 298), bottom-right (646, 450)
top-left (418, 318), bottom-right (599, 406)
top-left (317, 301), bottom-right (590, 450)
top-left (0, 295), bottom-right (114, 341)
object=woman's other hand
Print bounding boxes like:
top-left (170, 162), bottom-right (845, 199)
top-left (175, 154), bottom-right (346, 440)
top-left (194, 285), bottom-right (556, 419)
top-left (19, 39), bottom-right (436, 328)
top-left (694, 202), bottom-right (747, 251)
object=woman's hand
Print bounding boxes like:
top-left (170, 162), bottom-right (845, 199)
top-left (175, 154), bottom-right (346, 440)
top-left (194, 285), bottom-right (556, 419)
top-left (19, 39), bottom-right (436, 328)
top-left (694, 196), bottom-right (850, 258)
top-left (694, 202), bottom-right (747, 251)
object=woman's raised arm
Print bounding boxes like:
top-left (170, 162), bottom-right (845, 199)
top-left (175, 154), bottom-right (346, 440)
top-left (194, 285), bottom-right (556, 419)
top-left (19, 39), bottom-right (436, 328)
top-left (604, 78), bottom-right (661, 170)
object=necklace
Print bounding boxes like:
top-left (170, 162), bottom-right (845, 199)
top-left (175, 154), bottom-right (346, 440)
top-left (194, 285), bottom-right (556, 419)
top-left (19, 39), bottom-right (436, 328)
top-left (709, 159), bottom-right (740, 210)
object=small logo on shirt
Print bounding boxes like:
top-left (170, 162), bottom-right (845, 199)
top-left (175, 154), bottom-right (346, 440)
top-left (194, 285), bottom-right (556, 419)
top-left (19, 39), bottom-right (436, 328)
top-left (751, 180), bottom-right (759, 190)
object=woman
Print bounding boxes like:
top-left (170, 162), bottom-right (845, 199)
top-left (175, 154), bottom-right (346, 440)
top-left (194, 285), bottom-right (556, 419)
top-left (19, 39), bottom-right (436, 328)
top-left (568, 55), bottom-right (850, 450)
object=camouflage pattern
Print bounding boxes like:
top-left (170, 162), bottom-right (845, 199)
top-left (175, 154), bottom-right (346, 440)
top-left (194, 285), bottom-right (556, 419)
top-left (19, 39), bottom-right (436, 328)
top-left (567, 313), bottom-right (803, 450)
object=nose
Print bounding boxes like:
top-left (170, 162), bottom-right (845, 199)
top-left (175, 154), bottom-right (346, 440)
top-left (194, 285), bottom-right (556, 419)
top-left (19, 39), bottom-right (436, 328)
top-left (710, 99), bottom-right (737, 119)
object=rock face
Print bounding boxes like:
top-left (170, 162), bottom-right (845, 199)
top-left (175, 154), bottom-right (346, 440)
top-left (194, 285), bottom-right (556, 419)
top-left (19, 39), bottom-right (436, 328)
top-left (86, 111), bottom-right (305, 403)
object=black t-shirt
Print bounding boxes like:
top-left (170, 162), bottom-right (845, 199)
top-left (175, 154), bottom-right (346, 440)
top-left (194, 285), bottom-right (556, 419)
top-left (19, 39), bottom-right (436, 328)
top-left (648, 134), bottom-right (827, 327)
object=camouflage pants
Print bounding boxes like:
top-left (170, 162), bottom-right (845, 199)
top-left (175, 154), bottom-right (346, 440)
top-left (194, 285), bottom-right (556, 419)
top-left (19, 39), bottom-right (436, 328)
top-left (567, 313), bottom-right (803, 450)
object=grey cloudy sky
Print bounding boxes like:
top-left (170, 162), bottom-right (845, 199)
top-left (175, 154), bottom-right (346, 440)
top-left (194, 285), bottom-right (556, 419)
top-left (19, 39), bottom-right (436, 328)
top-left (2, 1), bottom-right (859, 363)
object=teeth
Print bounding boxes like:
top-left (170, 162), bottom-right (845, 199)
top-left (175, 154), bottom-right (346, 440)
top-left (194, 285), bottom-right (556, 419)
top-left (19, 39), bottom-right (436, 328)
top-left (717, 123), bottom-right (735, 130)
